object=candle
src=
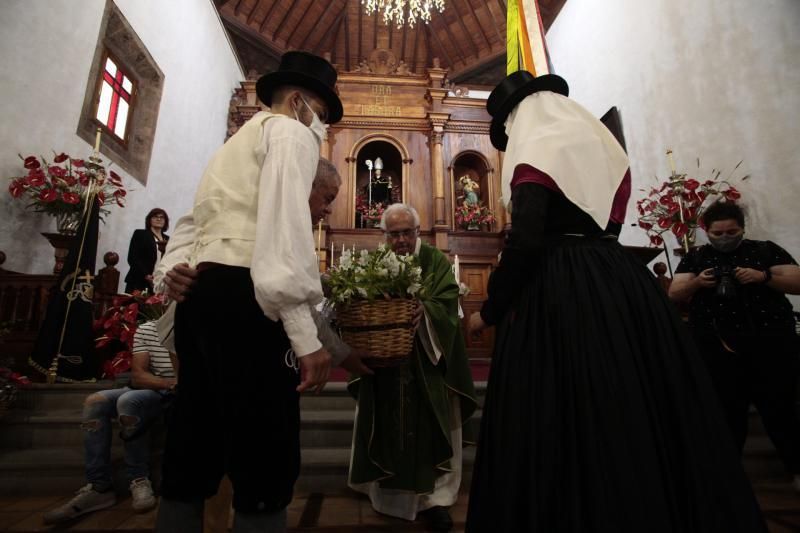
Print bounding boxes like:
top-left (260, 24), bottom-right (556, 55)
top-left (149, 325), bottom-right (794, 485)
top-left (342, 243), bottom-right (345, 260)
top-left (94, 128), bottom-right (102, 153)
top-left (330, 240), bottom-right (334, 267)
top-left (454, 254), bottom-right (460, 281)
top-left (317, 219), bottom-right (322, 253)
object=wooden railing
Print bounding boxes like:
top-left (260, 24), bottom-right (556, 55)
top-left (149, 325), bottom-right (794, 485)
top-left (0, 251), bottom-right (120, 371)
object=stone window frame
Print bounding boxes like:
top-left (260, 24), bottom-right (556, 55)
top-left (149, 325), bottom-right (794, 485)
top-left (77, 1), bottom-right (164, 185)
top-left (93, 48), bottom-right (137, 145)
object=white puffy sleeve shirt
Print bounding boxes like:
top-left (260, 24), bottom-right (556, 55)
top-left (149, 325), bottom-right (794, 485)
top-left (251, 117), bottom-right (322, 357)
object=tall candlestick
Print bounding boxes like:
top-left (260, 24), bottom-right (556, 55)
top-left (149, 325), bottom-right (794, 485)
top-left (94, 128), bottom-right (102, 154)
top-left (454, 254), bottom-right (460, 281)
top-left (666, 148), bottom-right (676, 176)
top-left (317, 219), bottom-right (322, 253)
top-left (330, 240), bottom-right (334, 268)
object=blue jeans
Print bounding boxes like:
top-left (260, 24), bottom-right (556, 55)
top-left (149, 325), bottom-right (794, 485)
top-left (83, 387), bottom-right (167, 491)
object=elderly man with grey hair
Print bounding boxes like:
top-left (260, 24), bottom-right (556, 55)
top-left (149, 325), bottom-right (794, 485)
top-left (347, 203), bottom-right (477, 532)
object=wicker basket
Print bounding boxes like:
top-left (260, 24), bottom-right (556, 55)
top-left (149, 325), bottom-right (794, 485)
top-left (336, 298), bottom-right (416, 367)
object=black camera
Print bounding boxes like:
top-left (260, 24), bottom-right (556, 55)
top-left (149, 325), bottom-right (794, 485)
top-left (713, 264), bottom-right (738, 299)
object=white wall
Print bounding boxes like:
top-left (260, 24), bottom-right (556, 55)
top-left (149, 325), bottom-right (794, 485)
top-left (0, 0), bottom-right (242, 284)
top-left (546, 0), bottom-right (800, 303)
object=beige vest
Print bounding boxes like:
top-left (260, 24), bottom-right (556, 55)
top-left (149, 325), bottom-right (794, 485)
top-left (191, 111), bottom-right (277, 267)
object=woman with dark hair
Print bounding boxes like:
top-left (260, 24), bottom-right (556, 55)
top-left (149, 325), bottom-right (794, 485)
top-left (125, 208), bottom-right (170, 293)
top-left (465, 71), bottom-right (766, 532)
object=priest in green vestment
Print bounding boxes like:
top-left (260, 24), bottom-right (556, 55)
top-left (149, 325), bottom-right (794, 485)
top-left (348, 203), bottom-right (478, 530)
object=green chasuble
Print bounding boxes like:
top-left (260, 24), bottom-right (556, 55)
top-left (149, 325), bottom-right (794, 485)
top-left (348, 242), bottom-right (478, 493)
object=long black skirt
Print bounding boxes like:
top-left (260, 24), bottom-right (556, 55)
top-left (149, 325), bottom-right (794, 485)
top-left (466, 237), bottom-right (766, 532)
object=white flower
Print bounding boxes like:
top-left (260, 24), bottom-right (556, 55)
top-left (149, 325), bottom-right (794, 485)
top-left (357, 287), bottom-right (368, 298)
top-left (407, 282), bottom-right (422, 295)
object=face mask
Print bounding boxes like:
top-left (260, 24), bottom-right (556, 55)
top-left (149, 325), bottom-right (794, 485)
top-left (294, 96), bottom-right (326, 144)
top-left (708, 233), bottom-right (743, 253)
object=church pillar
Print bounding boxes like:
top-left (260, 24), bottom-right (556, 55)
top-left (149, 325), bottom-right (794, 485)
top-left (429, 122), bottom-right (447, 227)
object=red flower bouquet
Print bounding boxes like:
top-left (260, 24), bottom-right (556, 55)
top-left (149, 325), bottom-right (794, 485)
top-left (8, 152), bottom-right (126, 232)
top-left (636, 160), bottom-right (746, 248)
top-left (455, 202), bottom-right (495, 230)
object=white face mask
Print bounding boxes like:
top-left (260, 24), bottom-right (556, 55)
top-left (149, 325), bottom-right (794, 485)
top-left (294, 96), bottom-right (326, 144)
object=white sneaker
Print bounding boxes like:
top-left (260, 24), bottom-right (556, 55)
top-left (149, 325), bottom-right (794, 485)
top-left (792, 475), bottom-right (800, 493)
top-left (43, 484), bottom-right (116, 524)
top-left (130, 478), bottom-right (156, 512)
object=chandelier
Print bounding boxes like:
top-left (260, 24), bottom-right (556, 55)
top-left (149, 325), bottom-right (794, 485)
top-left (362, 0), bottom-right (446, 29)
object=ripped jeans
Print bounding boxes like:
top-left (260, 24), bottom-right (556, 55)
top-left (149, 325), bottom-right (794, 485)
top-left (83, 387), bottom-right (167, 491)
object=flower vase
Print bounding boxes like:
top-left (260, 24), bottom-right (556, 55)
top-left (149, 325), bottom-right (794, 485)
top-left (55, 212), bottom-right (81, 235)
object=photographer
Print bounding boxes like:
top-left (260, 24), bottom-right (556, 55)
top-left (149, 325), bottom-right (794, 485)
top-left (670, 201), bottom-right (800, 490)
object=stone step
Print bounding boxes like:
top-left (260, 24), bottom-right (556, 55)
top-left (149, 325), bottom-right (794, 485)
top-left (0, 407), bottom-right (484, 452)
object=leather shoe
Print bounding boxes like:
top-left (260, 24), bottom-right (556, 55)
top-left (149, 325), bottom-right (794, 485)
top-left (418, 506), bottom-right (453, 532)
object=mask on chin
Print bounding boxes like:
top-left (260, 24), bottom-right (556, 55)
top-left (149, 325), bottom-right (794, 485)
top-left (294, 96), bottom-right (326, 145)
top-left (708, 233), bottom-right (743, 253)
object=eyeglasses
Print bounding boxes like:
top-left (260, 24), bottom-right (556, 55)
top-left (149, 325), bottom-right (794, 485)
top-left (385, 229), bottom-right (418, 239)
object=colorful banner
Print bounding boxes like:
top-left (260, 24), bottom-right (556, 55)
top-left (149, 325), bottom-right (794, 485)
top-left (506, 0), bottom-right (551, 76)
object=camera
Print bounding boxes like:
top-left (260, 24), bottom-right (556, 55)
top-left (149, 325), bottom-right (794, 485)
top-left (712, 264), bottom-right (738, 299)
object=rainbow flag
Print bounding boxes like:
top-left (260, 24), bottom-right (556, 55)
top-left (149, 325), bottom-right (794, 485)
top-left (506, 0), bottom-right (551, 76)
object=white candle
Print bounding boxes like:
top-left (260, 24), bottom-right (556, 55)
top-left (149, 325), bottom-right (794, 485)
top-left (94, 128), bottom-right (102, 153)
top-left (329, 240), bottom-right (334, 267)
top-left (317, 220), bottom-right (322, 253)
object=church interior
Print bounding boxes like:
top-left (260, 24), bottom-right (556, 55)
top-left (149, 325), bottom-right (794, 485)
top-left (0, 0), bottom-right (798, 531)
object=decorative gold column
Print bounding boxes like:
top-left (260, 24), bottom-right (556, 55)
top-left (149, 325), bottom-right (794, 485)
top-left (428, 113), bottom-right (449, 228)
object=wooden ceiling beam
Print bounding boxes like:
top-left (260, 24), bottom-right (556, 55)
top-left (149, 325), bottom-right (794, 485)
top-left (284, 0), bottom-right (312, 46)
top-left (247, 0), bottom-right (263, 25)
top-left (327, 9), bottom-right (346, 63)
top-left (440, 18), bottom-right (466, 64)
top-left (373, 9), bottom-right (378, 51)
top-left (411, 24), bottom-right (420, 73)
top-left (258, 0), bottom-right (281, 32)
top-left (464, 0), bottom-right (492, 51)
top-left (400, 18), bottom-right (408, 64)
top-left (313, 7), bottom-right (345, 54)
top-left (302, 0), bottom-right (337, 50)
top-left (427, 25), bottom-right (454, 69)
top-left (274, 0), bottom-right (300, 40)
top-left (453, 1), bottom-right (480, 58)
top-left (485, 0), bottom-right (504, 44)
top-left (343, 2), bottom-right (351, 70)
top-left (357, 2), bottom-right (363, 61)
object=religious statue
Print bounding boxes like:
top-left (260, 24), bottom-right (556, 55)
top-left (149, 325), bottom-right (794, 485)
top-left (459, 175), bottom-right (480, 205)
top-left (395, 60), bottom-right (410, 75)
top-left (353, 59), bottom-right (372, 73)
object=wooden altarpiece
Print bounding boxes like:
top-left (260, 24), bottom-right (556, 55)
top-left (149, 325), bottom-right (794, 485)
top-left (228, 51), bottom-right (503, 359)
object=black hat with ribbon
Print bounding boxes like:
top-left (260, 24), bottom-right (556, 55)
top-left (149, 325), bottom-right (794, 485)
top-left (256, 51), bottom-right (343, 124)
top-left (487, 70), bottom-right (569, 150)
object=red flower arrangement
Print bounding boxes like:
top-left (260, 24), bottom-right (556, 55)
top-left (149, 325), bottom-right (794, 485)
top-left (356, 194), bottom-right (386, 228)
top-left (95, 291), bottom-right (166, 378)
top-left (454, 202), bottom-right (495, 230)
top-left (636, 161), bottom-right (746, 247)
top-left (7, 152), bottom-right (126, 228)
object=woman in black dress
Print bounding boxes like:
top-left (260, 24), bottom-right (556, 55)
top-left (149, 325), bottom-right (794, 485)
top-left (465, 71), bottom-right (766, 532)
top-left (124, 208), bottom-right (169, 293)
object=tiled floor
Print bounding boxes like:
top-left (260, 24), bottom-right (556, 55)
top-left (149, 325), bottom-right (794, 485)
top-left (0, 480), bottom-right (797, 532)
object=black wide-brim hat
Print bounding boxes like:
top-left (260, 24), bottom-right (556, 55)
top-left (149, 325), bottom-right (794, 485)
top-left (487, 70), bottom-right (569, 151)
top-left (256, 51), bottom-right (343, 124)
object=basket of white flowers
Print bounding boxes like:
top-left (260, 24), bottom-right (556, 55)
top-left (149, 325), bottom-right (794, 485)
top-left (326, 245), bottom-right (425, 367)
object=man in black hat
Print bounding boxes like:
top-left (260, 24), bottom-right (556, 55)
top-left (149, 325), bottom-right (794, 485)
top-left (155, 52), bottom-right (343, 533)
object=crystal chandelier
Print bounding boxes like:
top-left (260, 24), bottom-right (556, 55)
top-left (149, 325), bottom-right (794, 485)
top-left (362, 0), bottom-right (446, 29)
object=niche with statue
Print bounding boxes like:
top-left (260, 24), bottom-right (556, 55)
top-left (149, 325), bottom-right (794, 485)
top-left (355, 140), bottom-right (403, 228)
top-left (451, 151), bottom-right (495, 231)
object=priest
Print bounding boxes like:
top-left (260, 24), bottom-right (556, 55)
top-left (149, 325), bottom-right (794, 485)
top-left (348, 203), bottom-right (477, 532)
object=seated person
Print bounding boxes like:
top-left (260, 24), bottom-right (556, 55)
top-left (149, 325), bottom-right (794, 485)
top-left (43, 320), bottom-right (177, 524)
